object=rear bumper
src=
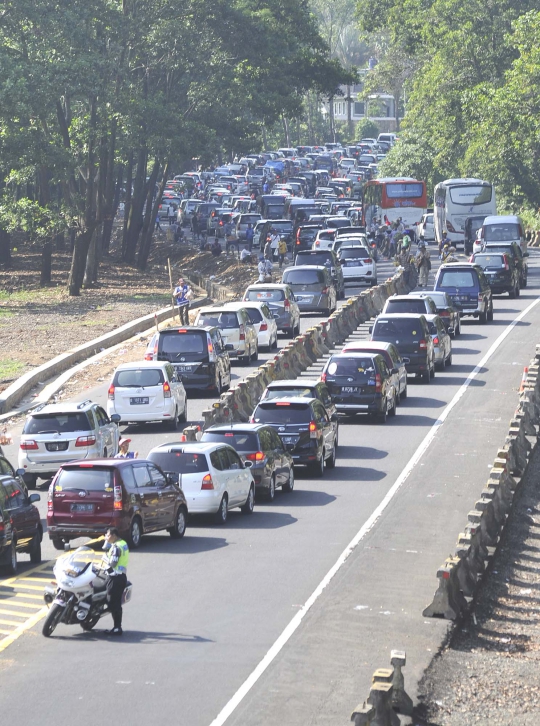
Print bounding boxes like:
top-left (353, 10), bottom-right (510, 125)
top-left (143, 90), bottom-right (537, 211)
top-left (404, 357), bottom-right (430, 374)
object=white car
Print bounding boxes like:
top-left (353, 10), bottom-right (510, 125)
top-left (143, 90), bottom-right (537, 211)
top-left (224, 301), bottom-right (278, 350)
top-left (195, 304), bottom-right (258, 364)
top-left (18, 400), bottom-right (120, 487)
top-left (107, 361), bottom-right (187, 429)
top-left (418, 213), bottom-right (435, 242)
top-left (330, 236), bottom-right (369, 255)
top-left (338, 245), bottom-right (377, 286)
top-left (147, 442), bottom-right (255, 524)
top-left (312, 230), bottom-right (336, 250)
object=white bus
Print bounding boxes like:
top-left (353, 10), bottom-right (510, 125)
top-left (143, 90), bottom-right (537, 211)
top-left (434, 178), bottom-right (496, 247)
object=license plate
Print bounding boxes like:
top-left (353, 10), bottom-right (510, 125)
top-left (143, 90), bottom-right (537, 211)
top-left (130, 397), bottom-right (149, 405)
top-left (341, 386), bottom-right (359, 393)
top-left (46, 442), bottom-right (68, 452)
top-left (70, 503), bottom-right (94, 513)
top-left (280, 436), bottom-right (297, 444)
top-left (297, 296), bottom-right (312, 302)
top-left (175, 366), bottom-right (191, 373)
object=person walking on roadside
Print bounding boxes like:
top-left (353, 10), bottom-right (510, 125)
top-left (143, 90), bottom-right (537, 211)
top-left (191, 211), bottom-right (200, 241)
top-left (102, 527), bottom-right (129, 636)
top-left (264, 234), bottom-right (274, 262)
top-left (114, 437), bottom-right (138, 459)
top-left (155, 214), bottom-right (162, 232)
top-left (168, 204), bottom-right (175, 225)
top-left (277, 237), bottom-right (287, 268)
top-left (245, 223), bottom-right (254, 252)
top-left (415, 241), bottom-right (431, 288)
top-left (395, 236), bottom-right (414, 288)
top-left (174, 277), bottom-right (191, 324)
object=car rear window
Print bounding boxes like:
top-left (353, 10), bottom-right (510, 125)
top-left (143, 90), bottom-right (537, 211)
top-left (343, 347), bottom-right (392, 367)
top-left (114, 369), bottom-right (164, 387)
top-left (373, 319), bottom-right (422, 339)
top-left (197, 311), bottom-right (238, 329)
top-left (23, 412), bottom-right (90, 435)
top-left (159, 332), bottom-right (206, 355)
top-left (253, 402), bottom-right (311, 424)
top-left (265, 386), bottom-right (316, 400)
top-left (55, 467), bottom-right (112, 491)
top-left (202, 432), bottom-right (259, 451)
top-left (473, 254), bottom-right (505, 269)
top-left (326, 357), bottom-right (378, 378)
top-left (240, 215), bottom-right (260, 224)
top-left (243, 308), bottom-right (263, 324)
top-left (484, 223), bottom-right (520, 242)
top-left (384, 300), bottom-right (426, 314)
top-left (147, 450), bottom-right (209, 474)
top-left (283, 269), bottom-right (323, 285)
top-left (245, 288), bottom-right (285, 302)
top-left (438, 270), bottom-right (477, 288)
top-left (296, 252), bottom-right (331, 266)
top-left (339, 247), bottom-right (369, 259)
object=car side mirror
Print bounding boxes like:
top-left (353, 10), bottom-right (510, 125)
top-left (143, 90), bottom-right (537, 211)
top-left (111, 414), bottom-right (121, 424)
top-left (402, 357), bottom-right (410, 364)
top-left (16, 468), bottom-right (26, 478)
top-left (330, 413), bottom-right (339, 422)
top-left (28, 493), bottom-right (41, 504)
top-left (243, 460), bottom-right (253, 468)
top-left (165, 472), bottom-right (180, 486)
top-left (225, 343), bottom-right (235, 351)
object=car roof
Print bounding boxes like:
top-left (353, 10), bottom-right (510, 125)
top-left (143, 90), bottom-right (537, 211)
top-left (29, 400), bottom-right (94, 415)
top-left (483, 215), bottom-right (521, 225)
top-left (220, 301), bottom-right (264, 310)
top-left (342, 341), bottom-right (395, 352)
top-left (257, 397), bottom-right (317, 406)
top-left (159, 326), bottom-right (211, 334)
top-left (390, 295), bottom-right (429, 302)
top-left (113, 360), bottom-right (172, 371)
top-left (205, 424), bottom-right (267, 432)
top-left (438, 263), bottom-right (481, 270)
top-left (245, 283), bottom-right (290, 290)
top-left (266, 379), bottom-right (320, 388)
top-left (284, 265), bottom-right (327, 271)
top-left (375, 313), bottom-right (427, 320)
top-left (331, 351), bottom-right (383, 359)
top-left (149, 442), bottom-right (228, 454)
top-left (60, 458), bottom-right (134, 468)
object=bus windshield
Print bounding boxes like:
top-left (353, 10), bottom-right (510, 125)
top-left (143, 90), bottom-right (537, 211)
top-left (449, 185), bottom-right (492, 206)
top-left (385, 183), bottom-right (424, 199)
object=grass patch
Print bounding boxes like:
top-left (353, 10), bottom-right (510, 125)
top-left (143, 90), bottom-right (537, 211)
top-left (0, 359), bottom-right (26, 380)
top-left (0, 288), bottom-right (65, 304)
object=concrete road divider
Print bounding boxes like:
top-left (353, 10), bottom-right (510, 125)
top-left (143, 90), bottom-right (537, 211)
top-left (350, 651), bottom-right (412, 724)
top-left (350, 703), bottom-right (376, 725)
top-left (367, 681), bottom-right (400, 726)
top-left (422, 557), bottom-right (468, 620)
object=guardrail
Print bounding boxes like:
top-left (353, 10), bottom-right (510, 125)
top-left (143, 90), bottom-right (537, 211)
top-left (350, 650), bottom-right (413, 725)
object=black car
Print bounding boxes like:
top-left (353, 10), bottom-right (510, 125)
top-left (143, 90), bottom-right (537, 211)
top-left (382, 294), bottom-right (438, 316)
top-left (484, 241), bottom-right (528, 288)
top-left (293, 224), bottom-right (323, 257)
top-left (294, 249), bottom-right (345, 299)
top-left (250, 398), bottom-right (337, 477)
top-left (434, 263), bottom-right (493, 323)
top-left (201, 424), bottom-right (294, 501)
top-left (0, 460), bottom-right (42, 573)
top-left (145, 326), bottom-right (231, 395)
top-left (471, 252), bottom-right (520, 298)
top-left (371, 313), bottom-right (435, 383)
top-left (321, 353), bottom-right (397, 422)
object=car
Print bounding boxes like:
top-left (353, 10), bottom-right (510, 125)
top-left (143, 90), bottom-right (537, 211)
top-left (193, 201), bottom-right (220, 230)
top-left (464, 215), bottom-right (489, 255)
top-left (480, 214), bottom-right (527, 255)
top-left (0, 462), bottom-right (42, 573)
top-left (178, 198), bottom-right (202, 226)
top-left (325, 216), bottom-right (352, 230)
top-left (415, 291), bottom-right (461, 337)
top-left (194, 305), bottom-right (258, 364)
top-left (250, 397), bottom-right (337, 476)
top-left (333, 226), bottom-right (366, 238)
top-left (201, 424), bottom-right (294, 501)
top-left (208, 208), bottom-right (235, 237)
top-left (424, 314), bottom-right (452, 370)
top-left (321, 352), bottom-right (397, 421)
top-left (313, 229), bottom-right (336, 249)
top-left (418, 213), bottom-right (435, 242)
top-left (106, 361), bottom-right (187, 429)
top-left (281, 265), bottom-right (337, 315)
top-left (341, 341), bottom-right (408, 402)
top-left (235, 213), bottom-right (262, 240)
top-left (471, 252), bottom-right (520, 298)
top-left (330, 235), bottom-right (369, 255)
top-left (370, 313), bottom-right (435, 383)
top-left (243, 283), bottom-right (300, 337)
top-left (46, 458), bottom-right (188, 549)
top-left (294, 249), bottom-right (345, 299)
top-left (144, 325), bottom-right (232, 395)
top-left (338, 245), bottom-right (377, 286)
top-left (224, 301), bottom-right (278, 350)
top-left (147, 442), bottom-right (255, 524)
top-left (260, 379), bottom-right (338, 441)
top-left (18, 400), bottom-right (121, 488)
top-left (381, 294), bottom-right (438, 316)
top-left (434, 263), bottom-right (493, 323)
top-left (293, 224), bottom-right (323, 257)
top-left (483, 241), bottom-right (528, 288)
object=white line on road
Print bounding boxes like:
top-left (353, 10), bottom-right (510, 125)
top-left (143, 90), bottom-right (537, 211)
top-left (209, 295), bottom-right (540, 726)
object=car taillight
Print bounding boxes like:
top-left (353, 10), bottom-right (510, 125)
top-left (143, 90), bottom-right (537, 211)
top-left (145, 339), bottom-right (158, 361)
top-left (239, 324), bottom-right (245, 341)
top-left (20, 440), bottom-right (39, 451)
top-left (419, 339), bottom-right (427, 349)
top-left (108, 384), bottom-right (115, 400)
top-left (309, 421), bottom-right (318, 438)
top-left (284, 298), bottom-right (290, 311)
top-left (114, 484), bottom-right (123, 510)
top-left (315, 240), bottom-right (320, 247)
top-left (47, 488), bottom-right (53, 511)
top-left (0, 519), bottom-right (4, 534)
top-left (446, 222), bottom-right (456, 233)
top-left (75, 435), bottom-right (96, 447)
top-left (201, 474), bottom-right (214, 490)
top-left (503, 254), bottom-right (509, 270)
top-left (433, 336), bottom-right (439, 345)
top-left (260, 322), bottom-right (268, 331)
top-left (320, 372), bottom-right (327, 382)
top-left (375, 373), bottom-right (382, 393)
top-left (163, 381), bottom-right (171, 398)
top-left (439, 310), bottom-right (450, 317)
top-left (246, 451), bottom-right (265, 461)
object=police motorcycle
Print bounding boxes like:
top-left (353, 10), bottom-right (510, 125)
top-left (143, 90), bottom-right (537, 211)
top-left (42, 546), bottom-right (132, 637)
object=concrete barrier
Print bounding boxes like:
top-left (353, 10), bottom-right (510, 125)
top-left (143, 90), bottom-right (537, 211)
top-left (367, 681), bottom-right (400, 726)
top-left (422, 557), bottom-right (468, 619)
top-left (351, 703), bottom-right (376, 725)
top-left (389, 650), bottom-right (413, 716)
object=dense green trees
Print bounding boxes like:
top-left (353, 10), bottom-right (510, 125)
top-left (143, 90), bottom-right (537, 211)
top-left (0, 0), bottom-right (350, 292)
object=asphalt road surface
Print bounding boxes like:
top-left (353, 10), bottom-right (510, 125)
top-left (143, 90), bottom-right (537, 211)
top-left (2, 250), bottom-right (540, 726)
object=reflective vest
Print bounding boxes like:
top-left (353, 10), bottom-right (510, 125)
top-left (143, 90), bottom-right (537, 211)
top-left (108, 539), bottom-right (129, 574)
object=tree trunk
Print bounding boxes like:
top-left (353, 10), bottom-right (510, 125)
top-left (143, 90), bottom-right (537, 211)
top-left (329, 96), bottom-right (335, 142)
top-left (0, 230), bottom-right (12, 268)
top-left (137, 160), bottom-right (169, 271)
top-left (347, 85), bottom-right (353, 140)
top-left (68, 227), bottom-right (96, 296)
top-left (122, 151), bottom-right (133, 258)
top-left (83, 225), bottom-right (101, 288)
top-left (102, 165), bottom-right (123, 255)
top-left (40, 239), bottom-right (52, 286)
top-left (123, 147), bottom-right (147, 264)
top-left (282, 117), bottom-right (290, 147)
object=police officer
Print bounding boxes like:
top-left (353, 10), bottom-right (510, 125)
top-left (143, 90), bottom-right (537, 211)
top-left (395, 236), bottom-right (414, 288)
top-left (102, 527), bottom-right (129, 636)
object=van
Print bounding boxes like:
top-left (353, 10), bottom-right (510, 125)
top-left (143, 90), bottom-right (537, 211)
top-left (377, 133), bottom-right (397, 145)
top-left (480, 215), bottom-right (527, 255)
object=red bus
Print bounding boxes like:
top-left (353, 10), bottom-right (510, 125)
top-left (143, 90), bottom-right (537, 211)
top-left (362, 177), bottom-right (427, 229)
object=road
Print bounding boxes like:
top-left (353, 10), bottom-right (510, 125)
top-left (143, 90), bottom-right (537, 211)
top-left (1, 251), bottom-right (540, 726)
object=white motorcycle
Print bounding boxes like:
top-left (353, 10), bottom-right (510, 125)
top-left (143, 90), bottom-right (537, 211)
top-left (42, 546), bottom-right (132, 637)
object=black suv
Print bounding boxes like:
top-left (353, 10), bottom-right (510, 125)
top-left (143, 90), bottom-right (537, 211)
top-left (294, 249), bottom-right (345, 299)
top-left (145, 326), bottom-right (231, 395)
top-left (471, 252), bottom-right (520, 298)
top-left (201, 424), bottom-right (294, 501)
top-left (382, 295), bottom-right (438, 316)
top-left (250, 398), bottom-right (337, 477)
top-left (484, 241), bottom-right (528, 288)
top-left (293, 224), bottom-right (323, 257)
top-left (434, 263), bottom-right (493, 323)
top-left (0, 459), bottom-right (42, 573)
top-left (371, 313), bottom-right (435, 383)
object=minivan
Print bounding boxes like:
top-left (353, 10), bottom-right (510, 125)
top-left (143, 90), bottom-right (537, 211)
top-left (281, 266), bottom-right (336, 315)
top-left (371, 313), bottom-right (435, 383)
top-left (480, 215), bottom-right (527, 255)
top-left (434, 263), bottom-right (493, 323)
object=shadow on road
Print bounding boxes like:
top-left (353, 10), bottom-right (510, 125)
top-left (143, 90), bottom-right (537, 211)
top-left (333, 465), bottom-right (386, 481)
top-left (53, 630), bottom-right (213, 644)
top-left (268, 489), bottom-right (336, 507)
top-left (189, 511), bottom-right (298, 530)
top-left (336, 445), bottom-right (388, 460)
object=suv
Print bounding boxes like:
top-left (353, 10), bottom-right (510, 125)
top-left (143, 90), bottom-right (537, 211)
top-left (250, 397), bottom-right (337, 477)
top-left (294, 249), bottom-right (345, 299)
top-left (371, 313), bottom-right (435, 383)
top-left (47, 459), bottom-right (188, 550)
top-left (201, 424), bottom-right (294, 501)
top-left (434, 263), bottom-right (493, 323)
top-left (418, 213), bottom-right (435, 242)
top-left (341, 341), bottom-right (408, 402)
top-left (19, 400), bottom-right (121, 488)
top-left (194, 305), bottom-right (258, 364)
top-left (471, 252), bottom-right (520, 298)
top-left (106, 361), bottom-right (187, 429)
top-left (382, 295), bottom-right (438, 316)
top-left (281, 265), bottom-right (336, 315)
top-left (145, 326), bottom-right (231, 395)
top-left (338, 245), bottom-right (377, 287)
top-left (243, 284), bottom-right (300, 337)
top-left (235, 213), bottom-right (262, 240)
top-left (260, 379), bottom-right (338, 441)
top-left (483, 241), bottom-right (528, 288)
top-left (0, 461), bottom-right (42, 573)
top-left (294, 224), bottom-right (323, 257)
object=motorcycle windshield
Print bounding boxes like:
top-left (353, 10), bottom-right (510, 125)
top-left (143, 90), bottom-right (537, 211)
top-left (58, 546), bottom-right (96, 575)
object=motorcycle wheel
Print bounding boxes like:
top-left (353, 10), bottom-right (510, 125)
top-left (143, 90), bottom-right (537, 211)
top-left (42, 604), bottom-right (63, 638)
top-left (80, 614), bottom-right (100, 631)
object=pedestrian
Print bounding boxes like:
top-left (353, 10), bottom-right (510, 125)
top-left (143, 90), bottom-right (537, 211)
top-left (155, 215), bottom-right (162, 232)
top-left (168, 204), bottom-right (175, 225)
top-left (415, 241), bottom-right (431, 288)
top-left (192, 211), bottom-right (200, 240)
top-left (174, 277), bottom-right (191, 324)
top-left (115, 437), bottom-right (138, 459)
top-left (277, 237), bottom-right (287, 268)
top-left (240, 247), bottom-right (252, 264)
top-left (439, 230), bottom-right (449, 252)
top-left (102, 527), bottom-right (129, 636)
top-left (245, 223), bottom-right (254, 252)
top-left (211, 239), bottom-right (222, 257)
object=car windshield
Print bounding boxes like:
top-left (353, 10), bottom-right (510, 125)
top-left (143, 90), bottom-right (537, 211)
top-left (114, 369), bottom-right (164, 387)
top-left (265, 386), bottom-right (316, 400)
top-left (283, 269), bottom-right (323, 285)
top-left (198, 311), bottom-right (238, 329)
top-left (239, 215), bottom-right (260, 225)
top-left (23, 412), bottom-right (90, 435)
top-left (243, 308), bottom-right (263, 324)
top-left (326, 357), bottom-right (377, 378)
top-left (245, 288), bottom-right (285, 302)
top-left (373, 319), bottom-right (421, 339)
top-left (147, 451), bottom-right (209, 474)
top-left (202, 432), bottom-right (259, 451)
top-left (473, 254), bottom-right (505, 269)
top-left (484, 223), bottom-right (520, 242)
top-left (438, 270), bottom-right (477, 288)
top-left (55, 467), bottom-right (112, 491)
top-left (253, 402), bottom-right (311, 424)
top-left (159, 332), bottom-right (206, 355)
top-left (384, 300), bottom-right (426, 314)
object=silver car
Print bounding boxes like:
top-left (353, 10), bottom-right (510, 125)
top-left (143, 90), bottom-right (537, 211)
top-left (281, 265), bottom-right (337, 315)
top-left (243, 283), bottom-right (300, 337)
top-left (424, 314), bottom-right (452, 370)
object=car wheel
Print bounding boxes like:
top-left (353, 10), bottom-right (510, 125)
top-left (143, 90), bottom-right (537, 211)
top-left (178, 402), bottom-right (187, 425)
top-left (422, 369), bottom-right (431, 384)
top-left (401, 384), bottom-right (408, 399)
top-left (431, 361), bottom-right (436, 379)
top-left (436, 355), bottom-right (446, 372)
top-left (522, 274), bottom-right (528, 288)
top-left (446, 351), bottom-right (453, 366)
top-left (389, 394), bottom-right (397, 417)
top-left (127, 517), bottom-right (142, 549)
top-left (326, 444), bottom-right (336, 469)
top-left (377, 404), bottom-right (388, 423)
top-left (487, 304), bottom-right (494, 321)
top-left (23, 473), bottom-right (37, 490)
top-left (282, 468), bottom-right (294, 493)
top-left (251, 346), bottom-right (259, 362)
top-left (272, 335), bottom-right (278, 350)
top-left (169, 505), bottom-right (187, 539)
top-left (215, 494), bottom-right (228, 525)
top-left (4, 540), bottom-right (17, 575)
top-left (216, 375), bottom-right (223, 395)
top-left (516, 284), bottom-right (520, 298)
top-left (310, 451), bottom-right (325, 478)
top-left (479, 310), bottom-right (487, 324)
top-left (29, 531), bottom-right (42, 564)
top-left (241, 486), bottom-right (255, 515)
top-left (509, 286), bottom-right (516, 299)
top-left (266, 475), bottom-right (276, 502)
top-left (294, 322), bottom-right (300, 336)
top-left (51, 537), bottom-right (65, 551)
top-left (168, 409), bottom-right (179, 430)
top-left (323, 308), bottom-right (331, 317)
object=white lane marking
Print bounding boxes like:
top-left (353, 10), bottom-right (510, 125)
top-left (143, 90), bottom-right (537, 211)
top-left (209, 295), bottom-right (540, 726)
